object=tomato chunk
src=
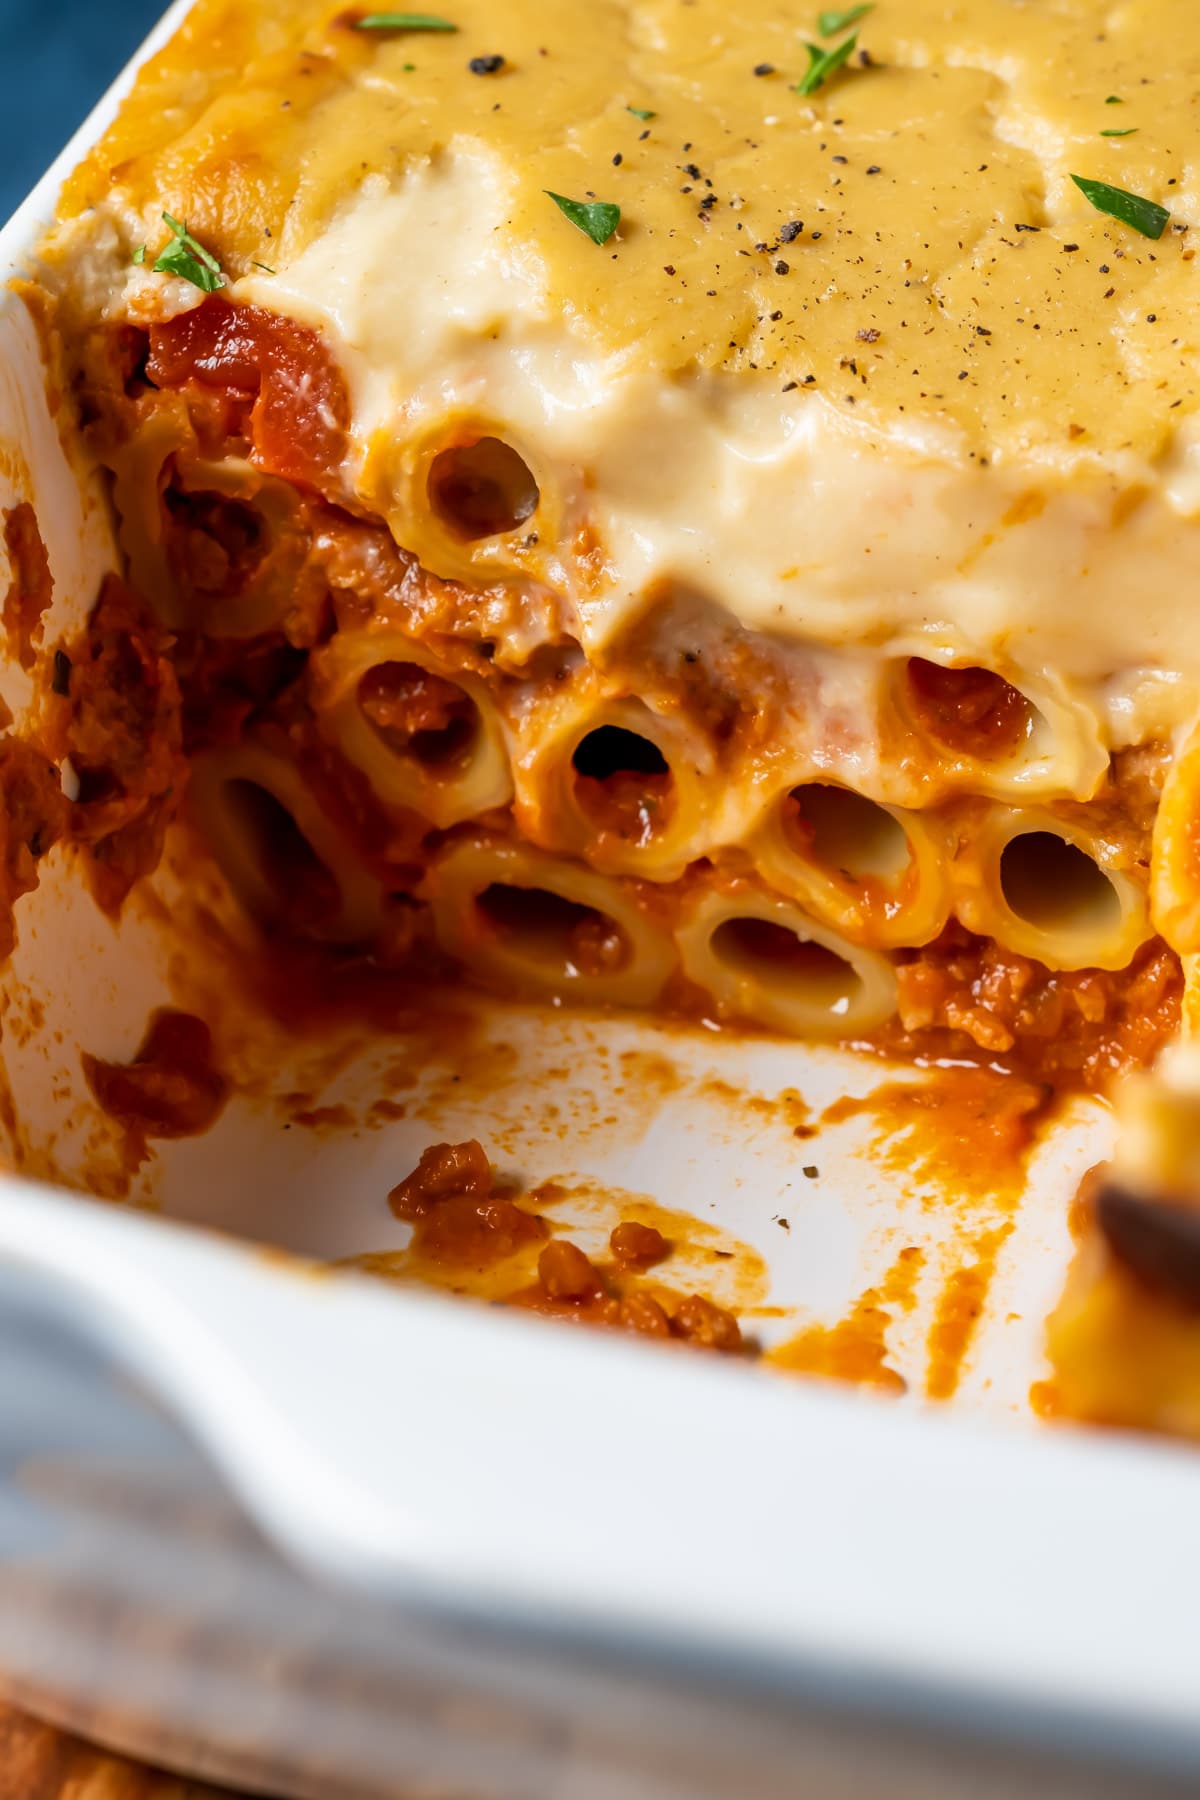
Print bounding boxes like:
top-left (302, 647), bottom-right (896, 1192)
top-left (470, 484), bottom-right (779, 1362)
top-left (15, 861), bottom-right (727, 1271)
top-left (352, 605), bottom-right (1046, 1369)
top-left (147, 299), bottom-right (349, 489)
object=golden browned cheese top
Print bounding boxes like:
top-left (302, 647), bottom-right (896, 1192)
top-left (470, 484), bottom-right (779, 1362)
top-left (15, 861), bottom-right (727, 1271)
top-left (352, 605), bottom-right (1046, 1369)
top-left (59, 0), bottom-right (1199, 459)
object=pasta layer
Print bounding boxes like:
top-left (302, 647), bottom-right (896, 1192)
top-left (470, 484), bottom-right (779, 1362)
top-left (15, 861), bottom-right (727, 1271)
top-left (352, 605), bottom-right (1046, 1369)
top-left (22, 0), bottom-right (1200, 1103)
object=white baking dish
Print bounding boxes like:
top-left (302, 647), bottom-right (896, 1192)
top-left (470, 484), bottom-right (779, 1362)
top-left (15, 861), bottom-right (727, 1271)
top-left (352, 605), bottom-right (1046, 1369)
top-left (2, 8), bottom-right (1200, 1794)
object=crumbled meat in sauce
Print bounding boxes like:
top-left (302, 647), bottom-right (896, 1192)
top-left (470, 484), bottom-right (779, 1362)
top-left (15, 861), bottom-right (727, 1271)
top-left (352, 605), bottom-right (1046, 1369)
top-left (358, 661), bottom-right (476, 765)
top-left (1051, 740), bottom-right (1168, 858)
top-left (82, 1009), bottom-right (229, 1139)
top-left (0, 738), bottom-right (69, 961)
top-left (389, 1138), bottom-right (546, 1265)
top-left (175, 635), bottom-right (310, 755)
top-left (1093, 1174), bottom-right (1200, 1313)
top-left (164, 489), bottom-right (266, 597)
top-left (670, 1293), bottom-right (745, 1352)
top-left (387, 1141), bottom-right (743, 1353)
top-left (517, 1261), bottom-right (743, 1352)
top-left (566, 913), bottom-right (629, 976)
top-left (360, 661), bottom-right (464, 738)
top-left (159, 474), bottom-right (330, 647)
top-left (570, 724), bottom-right (677, 845)
top-left (573, 767), bottom-right (675, 845)
top-left (538, 1239), bottom-right (602, 1299)
top-left (62, 576), bottom-right (185, 912)
top-left (389, 1138), bottom-right (494, 1217)
top-left (477, 885), bottom-right (629, 978)
top-left (889, 926), bottom-right (1180, 1086)
top-left (415, 1194), bottom-right (549, 1267)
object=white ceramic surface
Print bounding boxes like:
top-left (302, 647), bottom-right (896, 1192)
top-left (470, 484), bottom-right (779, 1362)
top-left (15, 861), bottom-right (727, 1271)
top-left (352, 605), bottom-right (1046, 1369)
top-left (0, 9), bottom-right (1197, 1793)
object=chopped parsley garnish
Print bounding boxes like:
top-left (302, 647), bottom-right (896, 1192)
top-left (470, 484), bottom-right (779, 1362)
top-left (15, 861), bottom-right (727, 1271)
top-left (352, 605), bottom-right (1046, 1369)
top-left (545, 191), bottom-right (621, 245)
top-left (627, 105), bottom-right (656, 120)
top-left (153, 213), bottom-right (227, 292)
top-left (1100, 127), bottom-right (1137, 137)
top-left (1070, 174), bottom-right (1169, 240)
top-left (354, 11), bottom-right (456, 29)
top-left (817, 3), bottom-right (872, 33)
top-left (131, 244), bottom-right (146, 265)
top-left (794, 33), bottom-right (858, 97)
top-left (1105, 94), bottom-right (1124, 104)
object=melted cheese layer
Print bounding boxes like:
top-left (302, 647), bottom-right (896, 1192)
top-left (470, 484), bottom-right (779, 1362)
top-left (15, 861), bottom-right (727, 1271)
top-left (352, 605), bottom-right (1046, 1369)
top-left (37, 0), bottom-right (1200, 754)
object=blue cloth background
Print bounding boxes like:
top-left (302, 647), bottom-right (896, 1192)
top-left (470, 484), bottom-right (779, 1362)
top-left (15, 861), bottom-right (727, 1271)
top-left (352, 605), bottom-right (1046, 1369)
top-left (0, 0), bottom-right (165, 224)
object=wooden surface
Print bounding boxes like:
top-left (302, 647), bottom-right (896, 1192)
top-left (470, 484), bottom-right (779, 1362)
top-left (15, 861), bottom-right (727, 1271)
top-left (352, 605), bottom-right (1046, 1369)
top-left (0, 1703), bottom-right (250, 1799)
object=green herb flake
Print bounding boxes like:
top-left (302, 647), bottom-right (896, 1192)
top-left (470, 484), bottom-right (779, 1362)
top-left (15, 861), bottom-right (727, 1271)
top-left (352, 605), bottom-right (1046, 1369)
top-left (354, 11), bottom-right (456, 30)
top-left (1100, 127), bottom-right (1137, 137)
top-left (153, 213), bottom-right (227, 292)
top-left (1069, 174), bottom-right (1169, 241)
top-left (131, 244), bottom-right (146, 265)
top-left (793, 32), bottom-right (858, 97)
top-left (545, 191), bottom-right (621, 246)
top-left (1105, 94), bottom-right (1124, 104)
top-left (626, 105), bottom-right (656, 120)
top-left (817, 3), bottom-right (872, 33)
top-left (251, 260), bottom-right (277, 274)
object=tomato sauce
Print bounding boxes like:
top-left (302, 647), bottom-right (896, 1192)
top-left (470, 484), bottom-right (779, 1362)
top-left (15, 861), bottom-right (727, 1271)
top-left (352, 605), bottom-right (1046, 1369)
top-left (884, 926), bottom-right (1181, 1088)
top-left (358, 661), bottom-right (478, 767)
top-left (906, 658), bottom-right (1032, 760)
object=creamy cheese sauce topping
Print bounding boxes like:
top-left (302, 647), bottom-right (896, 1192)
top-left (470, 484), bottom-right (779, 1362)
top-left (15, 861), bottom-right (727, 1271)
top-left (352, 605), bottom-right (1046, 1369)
top-left (37, 0), bottom-right (1200, 743)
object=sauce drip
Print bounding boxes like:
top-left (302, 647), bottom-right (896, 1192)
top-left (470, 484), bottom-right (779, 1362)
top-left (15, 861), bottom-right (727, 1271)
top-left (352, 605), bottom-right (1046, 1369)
top-left (769, 1245), bottom-right (924, 1393)
top-left (924, 1221), bottom-right (1015, 1400)
top-left (1, 502), bottom-right (53, 672)
top-left (82, 1010), bottom-right (229, 1141)
top-left (0, 737), bottom-right (68, 961)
